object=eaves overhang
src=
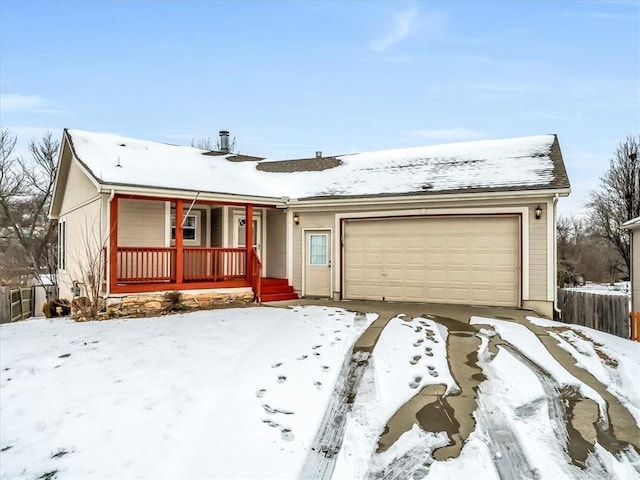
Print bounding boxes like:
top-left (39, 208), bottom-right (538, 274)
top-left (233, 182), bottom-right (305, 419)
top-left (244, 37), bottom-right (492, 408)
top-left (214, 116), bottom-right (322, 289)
top-left (97, 183), bottom-right (287, 208)
top-left (286, 186), bottom-right (571, 209)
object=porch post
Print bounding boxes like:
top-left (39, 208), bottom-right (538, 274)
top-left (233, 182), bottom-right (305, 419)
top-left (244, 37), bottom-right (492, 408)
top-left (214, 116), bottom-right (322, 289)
top-left (246, 204), bottom-right (254, 280)
top-left (175, 199), bottom-right (184, 284)
top-left (109, 195), bottom-right (118, 292)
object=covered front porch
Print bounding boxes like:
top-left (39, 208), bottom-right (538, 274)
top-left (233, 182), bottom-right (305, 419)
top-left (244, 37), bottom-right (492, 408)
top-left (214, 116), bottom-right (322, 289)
top-left (106, 194), bottom-right (295, 301)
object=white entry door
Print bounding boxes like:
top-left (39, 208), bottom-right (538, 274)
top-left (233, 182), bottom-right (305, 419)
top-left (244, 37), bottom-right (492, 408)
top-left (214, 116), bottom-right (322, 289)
top-left (233, 214), bottom-right (262, 259)
top-left (304, 230), bottom-right (332, 297)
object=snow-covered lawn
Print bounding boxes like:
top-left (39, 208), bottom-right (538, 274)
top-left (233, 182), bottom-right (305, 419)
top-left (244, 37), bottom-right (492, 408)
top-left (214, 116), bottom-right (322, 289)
top-left (2, 306), bottom-right (639, 479)
top-left (0, 306), bottom-right (375, 479)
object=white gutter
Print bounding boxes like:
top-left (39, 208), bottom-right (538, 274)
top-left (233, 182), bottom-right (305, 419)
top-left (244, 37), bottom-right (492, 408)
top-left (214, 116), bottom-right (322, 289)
top-left (553, 193), bottom-right (561, 318)
top-left (288, 188), bottom-right (572, 209)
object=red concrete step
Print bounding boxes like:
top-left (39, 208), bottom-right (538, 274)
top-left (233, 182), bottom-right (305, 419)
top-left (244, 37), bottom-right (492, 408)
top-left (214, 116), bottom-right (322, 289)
top-left (261, 277), bottom-right (290, 286)
top-left (262, 284), bottom-right (296, 295)
top-left (261, 292), bottom-right (300, 302)
top-left (259, 277), bottom-right (298, 302)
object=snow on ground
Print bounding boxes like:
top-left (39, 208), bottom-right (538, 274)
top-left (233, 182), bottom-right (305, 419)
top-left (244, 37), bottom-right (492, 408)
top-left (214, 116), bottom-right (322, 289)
top-left (371, 315), bottom-right (458, 421)
top-left (3, 307), bottom-right (639, 479)
top-left (0, 306), bottom-right (374, 480)
top-left (563, 281), bottom-right (631, 296)
top-left (526, 315), bottom-right (640, 425)
top-left (333, 315), bottom-right (457, 479)
top-left (470, 316), bottom-right (607, 418)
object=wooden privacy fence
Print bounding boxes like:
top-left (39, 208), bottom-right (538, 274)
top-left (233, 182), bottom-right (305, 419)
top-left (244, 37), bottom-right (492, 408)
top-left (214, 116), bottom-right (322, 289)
top-left (0, 285), bottom-right (58, 323)
top-left (557, 289), bottom-right (631, 339)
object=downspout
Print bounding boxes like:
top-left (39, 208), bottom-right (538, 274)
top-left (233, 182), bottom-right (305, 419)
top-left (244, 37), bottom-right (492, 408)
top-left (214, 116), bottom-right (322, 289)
top-left (105, 189), bottom-right (115, 299)
top-left (553, 193), bottom-right (561, 318)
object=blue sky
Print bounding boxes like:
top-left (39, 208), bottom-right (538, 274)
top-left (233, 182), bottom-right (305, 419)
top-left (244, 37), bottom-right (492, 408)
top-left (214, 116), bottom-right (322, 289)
top-left (1, 0), bottom-right (638, 215)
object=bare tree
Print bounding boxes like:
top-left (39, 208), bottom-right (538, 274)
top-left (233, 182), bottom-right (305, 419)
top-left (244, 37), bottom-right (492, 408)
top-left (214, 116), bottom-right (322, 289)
top-left (69, 215), bottom-right (109, 320)
top-left (190, 135), bottom-right (237, 152)
top-left (586, 135), bottom-right (640, 277)
top-left (0, 129), bottom-right (59, 285)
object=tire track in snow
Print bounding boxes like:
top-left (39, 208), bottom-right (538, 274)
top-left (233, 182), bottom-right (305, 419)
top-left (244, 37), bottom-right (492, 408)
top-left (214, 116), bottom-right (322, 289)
top-left (299, 351), bottom-right (370, 480)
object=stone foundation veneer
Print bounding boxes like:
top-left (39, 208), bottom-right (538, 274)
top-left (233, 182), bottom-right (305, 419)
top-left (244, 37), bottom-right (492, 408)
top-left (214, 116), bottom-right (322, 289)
top-left (104, 288), bottom-right (254, 318)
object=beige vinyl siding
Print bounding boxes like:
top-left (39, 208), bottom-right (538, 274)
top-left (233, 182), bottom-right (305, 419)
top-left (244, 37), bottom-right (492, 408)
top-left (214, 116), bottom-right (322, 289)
top-left (57, 160), bottom-right (105, 299)
top-left (292, 211), bottom-right (335, 292)
top-left (59, 159), bottom-right (99, 215)
top-left (118, 199), bottom-right (165, 247)
top-left (528, 204), bottom-right (547, 300)
top-left (266, 209), bottom-right (287, 278)
top-left (58, 198), bottom-right (107, 299)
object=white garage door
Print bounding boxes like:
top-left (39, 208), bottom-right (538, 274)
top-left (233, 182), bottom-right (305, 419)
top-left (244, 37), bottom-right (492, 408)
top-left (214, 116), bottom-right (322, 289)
top-left (343, 216), bottom-right (520, 306)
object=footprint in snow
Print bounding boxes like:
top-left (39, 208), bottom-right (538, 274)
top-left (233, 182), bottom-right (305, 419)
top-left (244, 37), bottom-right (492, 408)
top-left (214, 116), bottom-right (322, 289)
top-left (281, 428), bottom-right (295, 441)
top-left (312, 345), bottom-right (322, 350)
top-left (429, 370), bottom-right (439, 377)
top-left (277, 375), bottom-right (287, 383)
top-left (262, 404), bottom-right (294, 415)
top-left (313, 352), bottom-right (321, 357)
top-left (271, 362), bottom-right (283, 368)
top-left (413, 338), bottom-right (424, 347)
top-left (256, 389), bottom-right (267, 398)
top-left (415, 326), bottom-right (423, 333)
top-left (334, 336), bottom-right (341, 342)
top-left (296, 355), bottom-right (308, 361)
top-left (410, 355), bottom-right (422, 365)
top-left (409, 376), bottom-right (423, 389)
top-left (263, 419), bottom-right (280, 428)
top-left (313, 381), bottom-right (322, 389)
top-left (321, 365), bottom-right (330, 372)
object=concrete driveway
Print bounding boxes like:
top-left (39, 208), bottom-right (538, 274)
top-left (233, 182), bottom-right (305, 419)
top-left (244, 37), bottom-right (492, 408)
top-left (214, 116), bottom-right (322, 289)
top-left (266, 298), bottom-right (640, 475)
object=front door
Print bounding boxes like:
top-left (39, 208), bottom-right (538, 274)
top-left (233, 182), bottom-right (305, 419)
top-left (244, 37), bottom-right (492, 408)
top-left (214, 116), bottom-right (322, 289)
top-left (304, 230), bottom-right (332, 297)
top-left (233, 214), bottom-right (262, 259)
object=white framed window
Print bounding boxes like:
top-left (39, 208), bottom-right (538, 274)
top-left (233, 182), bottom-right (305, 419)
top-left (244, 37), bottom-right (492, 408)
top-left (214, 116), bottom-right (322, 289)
top-left (309, 234), bottom-right (328, 265)
top-left (58, 219), bottom-right (66, 271)
top-left (171, 212), bottom-right (200, 244)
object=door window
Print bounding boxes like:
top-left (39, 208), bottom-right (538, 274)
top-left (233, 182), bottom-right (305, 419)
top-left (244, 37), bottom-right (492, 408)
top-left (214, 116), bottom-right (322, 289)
top-left (309, 234), bottom-right (328, 265)
top-left (237, 218), bottom-right (258, 248)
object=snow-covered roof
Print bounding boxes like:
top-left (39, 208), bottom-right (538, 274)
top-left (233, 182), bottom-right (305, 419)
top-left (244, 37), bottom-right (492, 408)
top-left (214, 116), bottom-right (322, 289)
top-left (65, 129), bottom-right (570, 201)
top-left (622, 216), bottom-right (640, 230)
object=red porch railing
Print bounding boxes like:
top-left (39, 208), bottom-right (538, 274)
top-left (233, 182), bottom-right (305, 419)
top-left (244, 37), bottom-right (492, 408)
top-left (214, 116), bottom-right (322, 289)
top-left (248, 247), bottom-right (262, 301)
top-left (109, 247), bottom-right (252, 284)
top-left (183, 248), bottom-right (246, 281)
top-left (117, 247), bottom-right (175, 283)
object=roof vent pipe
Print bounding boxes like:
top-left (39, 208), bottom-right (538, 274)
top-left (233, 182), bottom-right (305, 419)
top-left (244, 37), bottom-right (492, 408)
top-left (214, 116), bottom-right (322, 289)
top-left (219, 130), bottom-right (230, 153)
top-left (315, 151), bottom-right (322, 158)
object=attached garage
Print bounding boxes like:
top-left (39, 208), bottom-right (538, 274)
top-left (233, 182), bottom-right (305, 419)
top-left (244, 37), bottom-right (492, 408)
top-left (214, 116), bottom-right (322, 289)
top-left (343, 215), bottom-right (521, 307)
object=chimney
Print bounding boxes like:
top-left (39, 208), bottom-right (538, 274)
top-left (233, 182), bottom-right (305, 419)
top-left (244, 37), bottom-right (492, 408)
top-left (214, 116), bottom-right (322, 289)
top-left (219, 130), bottom-right (230, 153)
top-left (315, 151), bottom-right (322, 158)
